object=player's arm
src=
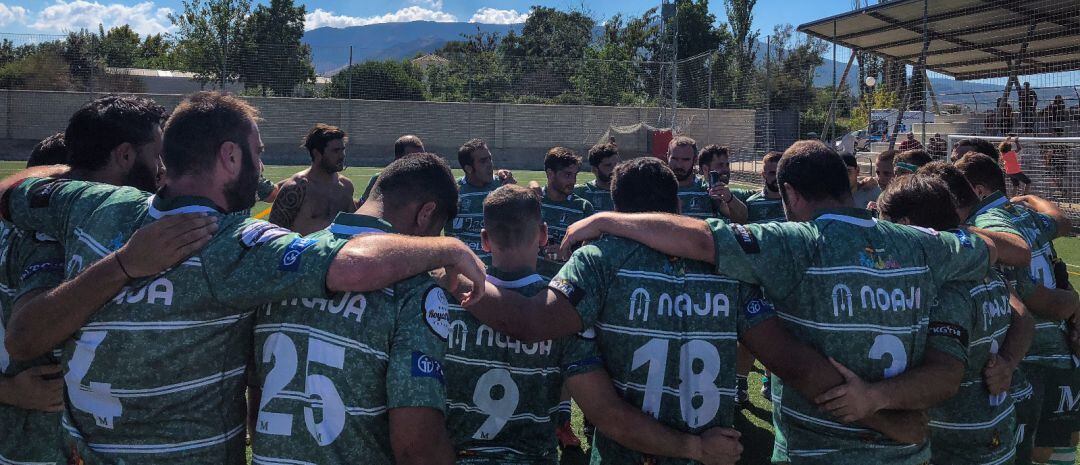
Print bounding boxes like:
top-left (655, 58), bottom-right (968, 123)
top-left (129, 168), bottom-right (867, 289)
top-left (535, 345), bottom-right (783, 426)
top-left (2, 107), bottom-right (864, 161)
top-left (0, 365), bottom-right (63, 412)
top-left (462, 284), bottom-right (583, 343)
top-left (327, 234), bottom-right (487, 304)
top-left (5, 213), bottom-right (218, 360)
top-left (1022, 285), bottom-right (1080, 321)
top-left (558, 212), bottom-right (715, 263)
top-left (566, 370), bottom-right (741, 464)
top-left (267, 180), bottom-right (304, 230)
top-left (984, 291), bottom-right (1034, 394)
top-left (969, 227), bottom-right (1030, 268)
top-left (389, 407), bottom-right (453, 465)
top-left (711, 185), bottom-right (748, 224)
top-left (0, 165), bottom-right (70, 215)
top-left (1011, 194), bottom-right (1071, 237)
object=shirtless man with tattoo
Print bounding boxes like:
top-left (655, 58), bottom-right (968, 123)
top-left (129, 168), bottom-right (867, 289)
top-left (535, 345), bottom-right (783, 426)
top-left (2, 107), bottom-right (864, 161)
top-left (269, 123), bottom-right (357, 235)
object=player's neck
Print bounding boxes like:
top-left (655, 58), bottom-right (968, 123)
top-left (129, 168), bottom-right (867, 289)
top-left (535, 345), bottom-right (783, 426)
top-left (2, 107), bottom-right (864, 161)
top-left (307, 166), bottom-right (337, 182)
top-left (592, 177), bottom-right (610, 190)
top-left (677, 176), bottom-right (696, 188)
top-left (490, 251), bottom-right (537, 277)
top-left (68, 167), bottom-right (123, 186)
top-left (544, 186), bottom-right (568, 203)
top-left (464, 174), bottom-right (490, 188)
top-left (763, 188), bottom-right (781, 199)
top-left (160, 176), bottom-right (229, 211)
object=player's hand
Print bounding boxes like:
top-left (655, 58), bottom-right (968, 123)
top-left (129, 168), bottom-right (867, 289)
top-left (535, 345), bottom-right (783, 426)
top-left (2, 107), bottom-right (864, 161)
top-left (815, 358), bottom-right (882, 422)
top-left (708, 184), bottom-right (733, 203)
top-left (116, 213), bottom-right (218, 278)
top-left (982, 354), bottom-right (1015, 395)
top-left (558, 215), bottom-right (606, 260)
top-left (1, 364), bottom-right (64, 412)
top-left (445, 244), bottom-right (486, 306)
top-left (872, 409), bottom-right (930, 444)
top-left (496, 169), bottom-right (517, 185)
top-left (695, 427), bottom-right (742, 465)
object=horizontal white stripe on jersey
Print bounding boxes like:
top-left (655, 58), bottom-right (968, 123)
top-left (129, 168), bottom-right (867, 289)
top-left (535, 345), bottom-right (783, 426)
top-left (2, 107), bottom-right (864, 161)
top-left (75, 228), bottom-right (201, 268)
top-left (105, 366), bottom-right (245, 398)
top-left (327, 224), bottom-right (386, 236)
top-left (541, 203), bottom-right (586, 214)
top-left (612, 379), bottom-right (737, 399)
top-left (447, 402), bottom-right (552, 423)
top-left (486, 274), bottom-right (544, 289)
top-left (804, 265), bottom-right (929, 277)
top-left (595, 322), bottom-right (737, 340)
top-left (970, 326), bottom-right (1010, 348)
top-left (251, 454), bottom-right (318, 465)
top-left (464, 446), bottom-right (527, 455)
top-left (255, 323), bottom-right (389, 361)
top-left (146, 196), bottom-right (219, 219)
top-left (64, 419), bottom-right (243, 454)
top-left (970, 280), bottom-right (1007, 297)
top-left (1034, 322), bottom-right (1064, 330)
top-left (815, 214), bottom-right (877, 228)
top-left (444, 354), bottom-right (560, 376)
top-left (615, 269), bottom-right (738, 284)
top-left (554, 401), bottom-right (571, 413)
top-left (460, 191), bottom-right (492, 198)
top-left (980, 448), bottom-right (1017, 465)
top-left (82, 312), bottom-right (253, 332)
top-left (0, 452), bottom-right (55, 465)
top-left (1011, 384), bottom-right (1034, 401)
top-left (787, 449), bottom-right (839, 457)
top-left (778, 405), bottom-right (869, 433)
top-left (0, 282), bottom-right (13, 296)
top-left (777, 312), bottom-right (928, 335)
top-left (273, 390), bottom-right (387, 416)
top-left (1023, 355), bottom-right (1073, 361)
top-left (930, 404), bottom-right (1014, 430)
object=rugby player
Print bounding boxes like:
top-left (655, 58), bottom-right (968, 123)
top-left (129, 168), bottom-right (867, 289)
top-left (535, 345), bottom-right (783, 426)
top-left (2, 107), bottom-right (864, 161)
top-left (549, 140), bottom-right (1001, 464)
top-left (743, 151), bottom-right (785, 224)
top-left (446, 184), bottom-right (744, 465)
top-left (537, 147), bottom-right (593, 278)
top-left (359, 134), bottom-right (425, 205)
top-left (28, 132), bottom-right (68, 167)
top-left (252, 153), bottom-right (461, 465)
top-left (952, 137), bottom-right (1001, 162)
top-left (462, 155), bottom-right (929, 464)
top-left (0, 92), bottom-right (486, 464)
top-left (892, 149), bottom-right (933, 176)
top-left (668, 138), bottom-right (747, 223)
top-left (697, 144), bottom-right (755, 217)
top-left (573, 142), bottom-right (618, 213)
top-left (446, 138), bottom-right (515, 262)
top-left (269, 123), bottom-right (356, 235)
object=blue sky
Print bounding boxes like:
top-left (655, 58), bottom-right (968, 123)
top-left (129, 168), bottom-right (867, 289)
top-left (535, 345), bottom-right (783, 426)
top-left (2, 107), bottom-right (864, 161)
top-left (0, 0), bottom-right (857, 38)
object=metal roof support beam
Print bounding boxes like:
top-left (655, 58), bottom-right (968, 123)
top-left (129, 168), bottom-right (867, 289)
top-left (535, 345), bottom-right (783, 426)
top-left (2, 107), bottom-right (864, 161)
top-left (889, 0), bottom-right (930, 151)
top-left (823, 51), bottom-right (857, 142)
top-left (923, 68), bottom-right (941, 115)
top-left (894, 23), bottom-right (1080, 61)
top-left (828, 0), bottom-right (1013, 42)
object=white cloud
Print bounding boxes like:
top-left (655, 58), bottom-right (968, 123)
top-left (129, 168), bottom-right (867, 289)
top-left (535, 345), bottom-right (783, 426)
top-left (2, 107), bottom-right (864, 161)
top-left (410, 0), bottom-right (442, 9)
top-left (468, 7), bottom-right (530, 24)
top-left (305, 6), bottom-right (457, 30)
top-left (0, 3), bottom-right (28, 27)
top-left (30, 0), bottom-right (173, 36)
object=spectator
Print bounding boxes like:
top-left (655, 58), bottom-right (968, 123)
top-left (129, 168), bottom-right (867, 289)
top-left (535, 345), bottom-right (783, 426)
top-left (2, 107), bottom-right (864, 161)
top-left (927, 133), bottom-right (947, 160)
top-left (998, 136), bottom-right (1031, 195)
top-left (994, 98), bottom-right (1014, 135)
top-left (898, 132), bottom-right (923, 152)
top-left (1019, 82), bottom-right (1038, 134)
top-left (1047, 95), bottom-right (1067, 135)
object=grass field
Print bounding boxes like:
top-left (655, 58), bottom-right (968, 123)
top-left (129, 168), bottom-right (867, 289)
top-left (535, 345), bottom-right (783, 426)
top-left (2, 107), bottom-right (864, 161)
top-left (4, 160), bottom-right (1079, 463)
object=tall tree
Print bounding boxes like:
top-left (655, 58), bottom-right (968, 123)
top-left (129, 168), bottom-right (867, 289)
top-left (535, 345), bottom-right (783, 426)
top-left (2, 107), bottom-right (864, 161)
top-left (724, 0), bottom-right (759, 106)
top-left (170, 0), bottom-right (251, 86)
top-left (329, 60), bottom-right (424, 101)
top-left (97, 25), bottom-right (141, 68)
top-left (500, 7), bottom-right (595, 100)
top-left (240, 0), bottom-right (314, 96)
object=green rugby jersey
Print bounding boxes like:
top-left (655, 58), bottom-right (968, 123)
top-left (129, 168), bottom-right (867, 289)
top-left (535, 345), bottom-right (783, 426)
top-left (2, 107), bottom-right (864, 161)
top-left (971, 192), bottom-right (1070, 369)
top-left (6, 177), bottom-right (349, 465)
top-left (744, 191), bottom-right (785, 224)
top-left (360, 172), bottom-right (380, 204)
top-left (550, 235), bottom-right (776, 465)
top-left (447, 177), bottom-right (502, 261)
top-left (705, 208), bottom-right (992, 464)
top-left (677, 179), bottom-right (714, 219)
top-left (573, 180), bottom-right (613, 213)
top-left (446, 268), bottom-right (600, 464)
top-left (929, 271), bottom-right (1017, 465)
top-left (0, 221), bottom-right (65, 464)
top-left (252, 213), bottom-right (449, 465)
top-left (538, 188), bottom-right (594, 279)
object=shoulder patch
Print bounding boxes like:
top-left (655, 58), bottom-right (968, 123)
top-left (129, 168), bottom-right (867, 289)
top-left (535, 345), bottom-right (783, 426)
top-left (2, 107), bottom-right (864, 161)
top-left (33, 232), bottom-right (58, 243)
top-left (240, 221), bottom-right (292, 248)
top-left (28, 179), bottom-right (69, 208)
top-left (743, 298), bottom-right (775, 318)
top-left (949, 229), bottom-right (975, 248)
top-left (548, 278), bottom-right (585, 306)
top-left (279, 237), bottom-right (317, 271)
top-left (411, 351), bottom-right (445, 384)
top-left (928, 321), bottom-right (969, 347)
top-left (731, 223), bottom-right (760, 254)
top-left (422, 285), bottom-right (451, 340)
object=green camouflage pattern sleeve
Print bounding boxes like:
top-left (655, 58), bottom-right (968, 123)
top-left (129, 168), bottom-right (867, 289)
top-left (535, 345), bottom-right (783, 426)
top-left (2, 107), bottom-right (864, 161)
top-left (386, 276), bottom-right (449, 412)
top-left (549, 244), bottom-right (609, 329)
top-left (926, 282), bottom-right (974, 365)
top-left (560, 331), bottom-right (602, 378)
top-left (203, 218), bottom-right (349, 309)
top-left (734, 285), bottom-right (778, 336)
top-left (732, 187), bottom-right (755, 203)
top-left (8, 178), bottom-right (110, 240)
top-left (705, 219), bottom-right (807, 297)
top-left (926, 229), bottom-right (993, 284)
top-left (970, 208), bottom-right (1023, 236)
top-left (11, 232), bottom-right (64, 303)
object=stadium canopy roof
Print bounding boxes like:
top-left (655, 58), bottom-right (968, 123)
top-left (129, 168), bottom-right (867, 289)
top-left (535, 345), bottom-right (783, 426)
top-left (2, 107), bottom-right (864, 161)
top-left (797, 0), bottom-right (1080, 81)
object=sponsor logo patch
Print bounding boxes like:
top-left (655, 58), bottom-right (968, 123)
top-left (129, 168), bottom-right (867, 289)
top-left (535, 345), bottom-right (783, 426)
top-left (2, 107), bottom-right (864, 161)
top-left (422, 286), bottom-right (451, 340)
top-left (928, 321), bottom-right (969, 347)
top-left (21, 260), bottom-right (63, 281)
top-left (548, 278), bottom-right (585, 306)
top-left (731, 223), bottom-right (760, 254)
top-left (951, 229), bottom-right (975, 248)
top-left (279, 237), bottom-right (316, 271)
top-left (411, 351), bottom-right (444, 384)
top-left (241, 221), bottom-right (291, 248)
top-left (744, 298), bottom-right (774, 317)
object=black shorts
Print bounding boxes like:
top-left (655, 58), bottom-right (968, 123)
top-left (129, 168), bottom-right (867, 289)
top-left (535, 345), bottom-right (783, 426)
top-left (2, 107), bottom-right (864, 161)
top-left (1008, 172), bottom-right (1032, 186)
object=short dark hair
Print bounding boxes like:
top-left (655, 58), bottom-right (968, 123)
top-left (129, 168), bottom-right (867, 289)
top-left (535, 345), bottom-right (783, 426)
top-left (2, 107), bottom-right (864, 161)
top-left (877, 149), bottom-right (897, 165)
top-left (483, 184), bottom-right (541, 249)
top-left (668, 136), bottom-right (697, 155)
top-left (587, 142), bottom-right (618, 167)
top-left (698, 144), bottom-right (728, 167)
top-left (544, 147), bottom-right (581, 172)
top-left (162, 92), bottom-right (260, 177)
top-left (878, 173), bottom-right (960, 230)
top-left (611, 157), bottom-right (679, 214)
top-left (394, 134), bottom-right (424, 159)
top-left (373, 153), bottom-right (458, 223)
top-left (65, 95), bottom-right (166, 170)
top-left (777, 140), bottom-right (851, 202)
top-left (953, 138), bottom-right (1000, 161)
top-left (895, 150), bottom-right (933, 173)
top-left (955, 152), bottom-right (1007, 194)
top-left (28, 132), bottom-right (68, 167)
top-left (918, 161), bottom-right (979, 210)
top-left (458, 138), bottom-right (487, 168)
top-left (762, 151), bottom-right (782, 164)
top-left (302, 123), bottom-right (347, 159)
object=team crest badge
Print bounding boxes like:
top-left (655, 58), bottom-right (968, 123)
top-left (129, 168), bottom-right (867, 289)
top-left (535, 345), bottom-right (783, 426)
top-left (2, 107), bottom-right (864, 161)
top-left (423, 286), bottom-right (451, 340)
